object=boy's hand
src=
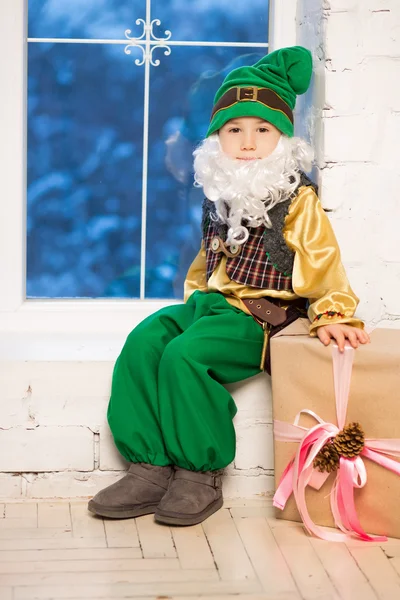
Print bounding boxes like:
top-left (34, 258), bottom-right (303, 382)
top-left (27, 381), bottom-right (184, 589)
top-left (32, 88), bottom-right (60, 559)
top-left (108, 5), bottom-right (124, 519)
top-left (317, 324), bottom-right (370, 352)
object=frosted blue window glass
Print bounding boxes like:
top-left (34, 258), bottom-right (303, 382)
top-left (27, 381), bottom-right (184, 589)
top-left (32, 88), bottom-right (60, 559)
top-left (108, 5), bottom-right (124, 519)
top-left (28, 0), bottom-right (146, 40)
top-left (27, 0), bottom-right (269, 298)
top-left (151, 0), bottom-right (269, 43)
top-left (27, 43), bottom-right (144, 298)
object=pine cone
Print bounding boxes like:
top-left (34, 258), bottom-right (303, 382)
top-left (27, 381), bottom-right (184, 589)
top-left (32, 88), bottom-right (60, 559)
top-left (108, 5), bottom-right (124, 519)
top-left (313, 441), bottom-right (340, 473)
top-left (333, 422), bottom-right (365, 458)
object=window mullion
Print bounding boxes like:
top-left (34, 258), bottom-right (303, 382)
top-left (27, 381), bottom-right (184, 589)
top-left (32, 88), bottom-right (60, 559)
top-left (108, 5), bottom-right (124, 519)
top-left (139, 0), bottom-right (152, 300)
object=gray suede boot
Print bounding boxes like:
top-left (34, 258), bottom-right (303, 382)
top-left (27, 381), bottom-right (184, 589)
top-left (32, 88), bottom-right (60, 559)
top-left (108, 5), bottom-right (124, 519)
top-left (88, 463), bottom-right (173, 519)
top-left (154, 467), bottom-right (223, 526)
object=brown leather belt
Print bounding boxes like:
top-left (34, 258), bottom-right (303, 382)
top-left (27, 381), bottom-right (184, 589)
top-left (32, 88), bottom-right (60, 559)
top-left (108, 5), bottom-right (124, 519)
top-left (242, 297), bottom-right (306, 326)
top-left (242, 297), bottom-right (286, 326)
top-left (242, 297), bottom-right (307, 374)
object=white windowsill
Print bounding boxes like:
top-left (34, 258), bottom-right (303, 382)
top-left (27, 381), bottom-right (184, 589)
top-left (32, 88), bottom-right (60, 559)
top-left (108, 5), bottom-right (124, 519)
top-left (0, 331), bottom-right (126, 361)
top-left (0, 299), bottom-right (180, 335)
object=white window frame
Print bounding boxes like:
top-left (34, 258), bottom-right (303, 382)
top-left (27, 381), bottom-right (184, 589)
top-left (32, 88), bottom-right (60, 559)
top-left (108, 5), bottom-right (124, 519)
top-left (0, 0), bottom-right (297, 337)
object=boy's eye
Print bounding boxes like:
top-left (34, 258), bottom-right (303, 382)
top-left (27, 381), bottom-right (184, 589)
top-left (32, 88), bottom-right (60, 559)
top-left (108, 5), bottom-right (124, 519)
top-left (228, 128), bottom-right (241, 133)
top-left (258, 127), bottom-right (269, 133)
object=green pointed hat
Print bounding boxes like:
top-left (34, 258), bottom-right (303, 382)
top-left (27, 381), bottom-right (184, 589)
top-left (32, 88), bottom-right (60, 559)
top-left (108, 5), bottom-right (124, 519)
top-left (206, 46), bottom-right (312, 138)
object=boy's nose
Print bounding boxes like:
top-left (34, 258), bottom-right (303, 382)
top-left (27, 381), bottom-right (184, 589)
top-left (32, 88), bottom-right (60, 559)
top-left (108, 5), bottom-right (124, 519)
top-left (241, 135), bottom-right (256, 151)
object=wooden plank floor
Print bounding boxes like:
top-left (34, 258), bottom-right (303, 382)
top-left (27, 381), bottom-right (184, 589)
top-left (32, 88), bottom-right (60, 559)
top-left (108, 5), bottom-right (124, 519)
top-left (0, 499), bottom-right (399, 599)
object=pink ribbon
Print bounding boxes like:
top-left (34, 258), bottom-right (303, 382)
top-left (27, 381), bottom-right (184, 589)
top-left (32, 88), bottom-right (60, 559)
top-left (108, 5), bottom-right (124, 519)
top-left (273, 343), bottom-right (400, 542)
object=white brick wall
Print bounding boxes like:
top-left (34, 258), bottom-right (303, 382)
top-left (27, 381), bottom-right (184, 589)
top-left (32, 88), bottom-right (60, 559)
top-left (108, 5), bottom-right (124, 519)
top-left (0, 427), bottom-right (94, 472)
top-left (0, 1), bottom-right (399, 498)
top-left (298, 0), bottom-right (400, 328)
top-left (0, 359), bottom-right (273, 499)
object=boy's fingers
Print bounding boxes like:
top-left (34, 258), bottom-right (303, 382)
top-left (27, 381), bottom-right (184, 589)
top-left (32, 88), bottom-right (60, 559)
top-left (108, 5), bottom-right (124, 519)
top-left (318, 328), bottom-right (331, 346)
top-left (333, 330), bottom-right (345, 352)
top-left (346, 329), bottom-right (359, 349)
top-left (351, 329), bottom-right (370, 344)
top-left (359, 330), bottom-right (370, 343)
top-left (317, 326), bottom-right (370, 351)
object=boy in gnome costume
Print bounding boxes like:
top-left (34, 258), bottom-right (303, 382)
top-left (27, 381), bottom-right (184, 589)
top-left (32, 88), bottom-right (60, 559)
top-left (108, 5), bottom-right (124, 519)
top-left (88, 46), bottom-right (369, 526)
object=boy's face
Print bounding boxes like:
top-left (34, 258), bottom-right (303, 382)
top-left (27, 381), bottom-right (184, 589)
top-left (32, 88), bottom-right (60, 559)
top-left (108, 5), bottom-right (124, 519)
top-left (218, 116), bottom-right (281, 160)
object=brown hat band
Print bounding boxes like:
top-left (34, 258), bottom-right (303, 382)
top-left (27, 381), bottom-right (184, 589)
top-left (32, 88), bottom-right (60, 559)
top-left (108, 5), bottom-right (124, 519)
top-left (211, 86), bottom-right (294, 125)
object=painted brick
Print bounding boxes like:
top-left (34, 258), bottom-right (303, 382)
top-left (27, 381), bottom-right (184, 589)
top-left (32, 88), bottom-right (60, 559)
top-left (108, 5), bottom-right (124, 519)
top-left (323, 114), bottom-right (380, 162)
top-left (228, 372), bottom-right (272, 418)
top-left (375, 319), bottom-right (400, 330)
top-left (26, 362), bottom-right (113, 398)
top-left (0, 397), bottom-right (30, 429)
top-left (325, 11), bottom-right (362, 70)
top-left (319, 165), bottom-right (353, 212)
top-left (328, 215), bottom-right (378, 265)
top-left (320, 166), bottom-right (400, 275)
top-left (363, 9), bottom-right (400, 57)
top-left (378, 264), bottom-right (400, 316)
top-left (0, 427), bottom-right (94, 472)
top-left (222, 474), bottom-right (274, 499)
top-left (361, 58), bottom-right (400, 112)
top-left (345, 266), bottom-right (386, 328)
top-left (0, 475), bottom-right (22, 499)
top-left (364, 0), bottom-right (398, 9)
top-left (99, 425), bottom-right (129, 471)
top-left (0, 363), bottom-right (33, 399)
top-left (0, 361), bottom-right (113, 399)
top-left (324, 69), bottom-right (363, 115)
top-left (325, 0), bottom-right (358, 11)
top-left (26, 471), bottom-right (124, 499)
top-left (378, 113), bottom-right (400, 169)
top-left (319, 163), bottom-right (392, 215)
top-left (0, 361), bottom-right (112, 430)
top-left (317, 1), bottom-right (400, 329)
top-left (30, 395), bottom-right (109, 430)
top-left (234, 422), bottom-right (274, 471)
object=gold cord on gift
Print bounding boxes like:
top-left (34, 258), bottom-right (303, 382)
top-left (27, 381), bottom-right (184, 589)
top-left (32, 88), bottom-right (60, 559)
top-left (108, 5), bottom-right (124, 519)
top-left (313, 422), bottom-right (365, 473)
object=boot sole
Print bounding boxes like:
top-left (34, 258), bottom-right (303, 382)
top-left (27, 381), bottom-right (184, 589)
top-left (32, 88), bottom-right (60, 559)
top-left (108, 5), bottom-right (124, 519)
top-left (154, 496), bottom-right (223, 526)
top-left (88, 499), bottom-right (159, 519)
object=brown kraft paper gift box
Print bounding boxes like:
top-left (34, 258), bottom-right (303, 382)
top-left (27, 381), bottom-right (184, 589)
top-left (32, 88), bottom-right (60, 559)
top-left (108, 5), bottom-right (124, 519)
top-left (270, 318), bottom-right (400, 538)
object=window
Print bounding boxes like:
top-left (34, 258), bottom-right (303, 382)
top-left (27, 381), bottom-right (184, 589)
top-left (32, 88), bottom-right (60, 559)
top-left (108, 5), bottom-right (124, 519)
top-left (0, 0), bottom-right (297, 335)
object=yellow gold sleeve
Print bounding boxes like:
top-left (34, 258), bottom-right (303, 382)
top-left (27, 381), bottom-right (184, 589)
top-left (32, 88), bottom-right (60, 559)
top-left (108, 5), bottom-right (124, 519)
top-left (183, 241), bottom-right (208, 302)
top-left (284, 186), bottom-right (365, 336)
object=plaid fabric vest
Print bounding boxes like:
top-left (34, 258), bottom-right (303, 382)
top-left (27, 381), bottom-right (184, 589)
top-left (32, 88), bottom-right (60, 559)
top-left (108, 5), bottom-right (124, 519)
top-left (201, 174), bottom-right (316, 291)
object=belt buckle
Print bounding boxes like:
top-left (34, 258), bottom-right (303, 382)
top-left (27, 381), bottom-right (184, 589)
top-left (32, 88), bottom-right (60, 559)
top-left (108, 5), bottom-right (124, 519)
top-left (237, 86), bottom-right (258, 102)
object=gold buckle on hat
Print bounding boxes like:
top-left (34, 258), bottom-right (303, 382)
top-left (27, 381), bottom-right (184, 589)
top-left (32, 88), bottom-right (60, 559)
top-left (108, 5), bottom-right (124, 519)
top-left (237, 86), bottom-right (258, 102)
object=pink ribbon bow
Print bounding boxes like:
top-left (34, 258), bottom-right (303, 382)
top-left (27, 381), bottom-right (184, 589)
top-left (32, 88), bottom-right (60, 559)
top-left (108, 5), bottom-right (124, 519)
top-left (273, 343), bottom-right (400, 542)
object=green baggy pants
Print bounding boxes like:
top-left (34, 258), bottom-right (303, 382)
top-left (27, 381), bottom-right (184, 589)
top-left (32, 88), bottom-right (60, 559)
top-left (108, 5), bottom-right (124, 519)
top-left (107, 291), bottom-right (264, 471)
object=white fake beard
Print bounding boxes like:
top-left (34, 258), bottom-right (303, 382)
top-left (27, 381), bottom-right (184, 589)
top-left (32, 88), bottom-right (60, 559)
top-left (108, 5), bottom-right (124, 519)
top-left (193, 133), bottom-right (314, 245)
